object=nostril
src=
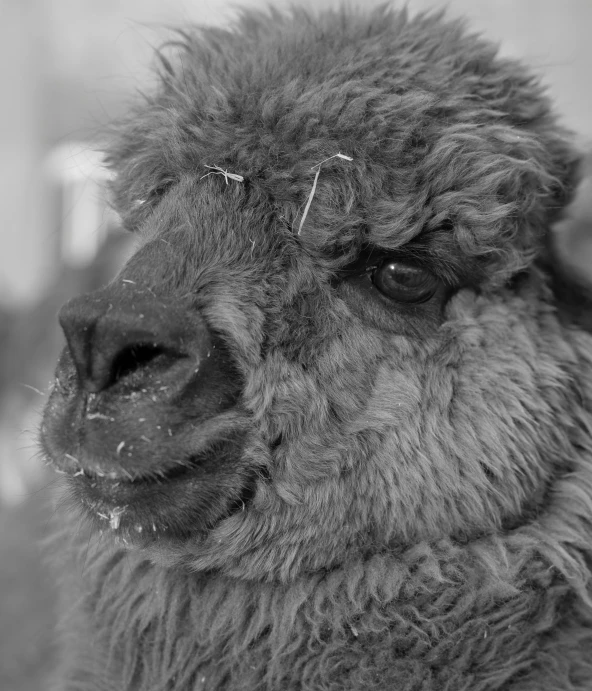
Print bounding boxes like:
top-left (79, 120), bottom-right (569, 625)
top-left (75, 338), bottom-right (185, 393)
top-left (110, 343), bottom-right (175, 386)
top-left (58, 290), bottom-right (214, 393)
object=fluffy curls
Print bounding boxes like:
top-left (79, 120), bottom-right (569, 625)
top-left (108, 5), bottom-right (578, 281)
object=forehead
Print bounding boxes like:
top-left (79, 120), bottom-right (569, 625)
top-left (129, 173), bottom-right (480, 300)
top-left (108, 8), bottom-right (566, 287)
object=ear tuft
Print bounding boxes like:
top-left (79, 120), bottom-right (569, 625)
top-left (544, 153), bottom-right (592, 330)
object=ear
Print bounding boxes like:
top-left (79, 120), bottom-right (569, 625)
top-left (543, 141), bottom-right (582, 224)
top-left (543, 155), bottom-right (592, 331)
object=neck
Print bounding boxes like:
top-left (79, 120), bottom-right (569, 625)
top-left (51, 447), bottom-right (592, 690)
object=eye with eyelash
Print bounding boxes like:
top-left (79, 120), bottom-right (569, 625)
top-left (119, 182), bottom-right (174, 233)
top-left (133, 181), bottom-right (174, 210)
top-left (370, 259), bottom-right (441, 303)
top-left (337, 245), bottom-right (443, 305)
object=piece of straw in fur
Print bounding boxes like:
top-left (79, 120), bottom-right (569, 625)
top-left (200, 164), bottom-right (244, 184)
top-left (298, 153), bottom-right (353, 235)
top-left (21, 383), bottom-right (45, 396)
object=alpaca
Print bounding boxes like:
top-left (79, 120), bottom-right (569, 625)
top-left (41, 6), bottom-right (592, 690)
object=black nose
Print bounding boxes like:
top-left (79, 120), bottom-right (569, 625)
top-left (58, 288), bottom-right (211, 393)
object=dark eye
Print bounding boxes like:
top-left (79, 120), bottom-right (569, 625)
top-left (133, 181), bottom-right (173, 210)
top-left (372, 260), bottom-right (439, 303)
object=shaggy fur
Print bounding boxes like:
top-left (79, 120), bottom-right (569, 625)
top-left (42, 5), bottom-right (592, 690)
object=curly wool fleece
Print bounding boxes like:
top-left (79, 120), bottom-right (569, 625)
top-left (48, 5), bottom-right (592, 690)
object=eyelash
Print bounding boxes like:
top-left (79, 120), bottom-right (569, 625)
top-left (134, 181), bottom-right (174, 208)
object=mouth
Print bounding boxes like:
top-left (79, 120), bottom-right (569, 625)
top-left (41, 377), bottom-right (256, 541)
top-left (51, 437), bottom-right (257, 540)
top-left (41, 317), bottom-right (256, 542)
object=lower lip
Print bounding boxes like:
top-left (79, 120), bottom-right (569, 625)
top-left (72, 450), bottom-right (204, 506)
top-left (60, 438), bottom-right (252, 538)
top-left (72, 472), bottom-right (180, 533)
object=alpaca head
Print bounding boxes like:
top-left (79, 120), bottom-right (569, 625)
top-left (41, 7), bottom-right (584, 582)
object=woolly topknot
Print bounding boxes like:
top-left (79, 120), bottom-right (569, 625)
top-left (108, 5), bottom-right (578, 282)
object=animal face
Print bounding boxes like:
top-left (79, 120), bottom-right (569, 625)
top-left (41, 7), bottom-right (583, 582)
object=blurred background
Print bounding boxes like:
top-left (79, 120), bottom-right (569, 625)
top-left (0, 1), bottom-right (590, 689)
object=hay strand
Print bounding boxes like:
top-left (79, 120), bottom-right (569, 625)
top-left (298, 167), bottom-right (321, 236)
top-left (200, 164), bottom-right (244, 184)
top-left (311, 153), bottom-right (353, 170)
top-left (298, 153), bottom-right (353, 235)
top-left (21, 383), bottom-right (45, 396)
